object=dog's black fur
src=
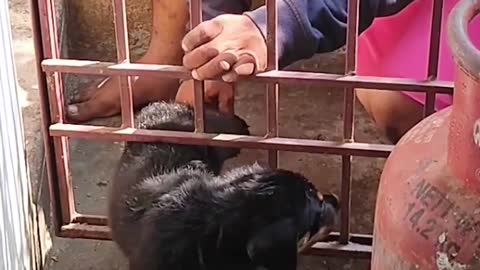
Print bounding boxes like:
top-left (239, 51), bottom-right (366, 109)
top-left (108, 102), bottom-right (340, 270)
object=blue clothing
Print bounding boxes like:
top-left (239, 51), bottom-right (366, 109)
top-left (202, 0), bottom-right (414, 68)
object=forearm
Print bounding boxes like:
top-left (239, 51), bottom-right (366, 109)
top-left (244, 0), bottom-right (415, 68)
top-left (202, 0), bottom-right (252, 20)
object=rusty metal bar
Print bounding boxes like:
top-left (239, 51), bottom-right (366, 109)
top-left (73, 211), bottom-right (374, 243)
top-left (307, 242), bottom-right (371, 259)
top-left (73, 214), bottom-right (109, 226)
top-left (345, 0), bottom-right (359, 75)
top-left (266, 0), bottom-right (279, 168)
top-left (60, 224), bottom-right (112, 241)
top-left (59, 222), bottom-right (371, 259)
top-left (41, 59), bottom-right (454, 93)
top-left (340, 155), bottom-right (353, 244)
top-left (31, 0), bottom-right (63, 233)
top-left (112, 0), bottom-right (134, 127)
top-left (71, 212), bottom-right (377, 244)
top-left (339, 0), bottom-right (359, 245)
top-left (189, 0), bottom-right (206, 132)
top-left (424, 0), bottom-right (444, 117)
top-left (343, 0), bottom-right (359, 140)
top-left (73, 211), bottom-right (374, 248)
top-left (37, 0), bottom-right (75, 225)
top-left (49, 123), bottom-right (393, 157)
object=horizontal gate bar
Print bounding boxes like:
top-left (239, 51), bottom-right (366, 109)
top-left (339, 0), bottom-right (360, 245)
top-left (49, 123), bottom-right (393, 157)
top-left (308, 242), bottom-right (371, 259)
top-left (59, 223), bottom-right (371, 258)
top-left (41, 59), bottom-right (454, 93)
top-left (72, 212), bottom-right (373, 246)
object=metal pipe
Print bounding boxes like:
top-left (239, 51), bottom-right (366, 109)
top-left (190, 0), bottom-right (206, 133)
top-left (112, 0), bottom-right (134, 127)
top-left (37, 0), bottom-right (75, 225)
top-left (30, 0), bottom-right (63, 233)
top-left (265, 0), bottom-right (279, 168)
top-left (41, 59), bottom-right (454, 94)
top-left (49, 123), bottom-right (393, 157)
top-left (424, 0), bottom-right (444, 117)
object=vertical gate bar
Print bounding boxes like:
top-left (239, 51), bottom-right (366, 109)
top-left (190, 0), bottom-right (206, 132)
top-left (424, 0), bottom-right (443, 117)
top-left (340, 155), bottom-right (353, 243)
top-left (344, 0), bottom-right (359, 139)
top-left (31, 0), bottom-right (63, 232)
top-left (340, 0), bottom-right (359, 245)
top-left (37, 0), bottom-right (76, 224)
top-left (112, 0), bottom-right (134, 127)
top-left (266, 0), bottom-right (279, 168)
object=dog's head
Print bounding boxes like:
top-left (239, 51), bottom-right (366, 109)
top-left (203, 108), bottom-right (250, 163)
top-left (296, 191), bottom-right (339, 253)
top-left (254, 169), bottom-right (340, 253)
top-left (135, 102), bottom-right (250, 172)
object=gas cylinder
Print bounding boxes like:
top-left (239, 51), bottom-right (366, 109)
top-left (371, 1), bottom-right (480, 269)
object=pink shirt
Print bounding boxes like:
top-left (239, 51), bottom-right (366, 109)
top-left (357, 0), bottom-right (480, 111)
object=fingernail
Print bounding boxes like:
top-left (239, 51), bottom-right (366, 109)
top-left (234, 63), bottom-right (255, 75)
top-left (181, 42), bottom-right (189, 52)
top-left (219, 61), bottom-right (230, 70)
top-left (67, 105), bottom-right (79, 116)
top-left (192, 70), bottom-right (200, 80)
top-left (222, 74), bottom-right (234, 83)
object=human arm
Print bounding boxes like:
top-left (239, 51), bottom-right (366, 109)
top-left (244, 0), bottom-right (415, 68)
top-left (182, 0), bottom-right (415, 79)
top-left (177, 0), bottom-right (415, 113)
top-left (202, 0), bottom-right (252, 20)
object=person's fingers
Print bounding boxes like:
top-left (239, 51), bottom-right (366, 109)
top-left (175, 80), bottom-right (195, 106)
top-left (183, 45), bottom-right (219, 70)
top-left (221, 53), bottom-right (257, 83)
top-left (191, 50), bottom-right (240, 80)
top-left (182, 20), bottom-right (223, 52)
top-left (175, 80), bottom-right (218, 109)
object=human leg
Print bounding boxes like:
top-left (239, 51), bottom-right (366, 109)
top-left (355, 88), bottom-right (424, 143)
top-left (68, 0), bottom-right (253, 123)
top-left (67, 0), bottom-right (189, 123)
top-left (354, 0), bottom-right (456, 143)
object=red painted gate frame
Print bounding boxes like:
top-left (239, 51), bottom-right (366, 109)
top-left (30, 0), bottom-right (452, 259)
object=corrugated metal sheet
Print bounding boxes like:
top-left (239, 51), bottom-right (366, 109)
top-left (0, 0), bottom-right (33, 269)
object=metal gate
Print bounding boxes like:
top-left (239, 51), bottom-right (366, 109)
top-left (32, 0), bottom-right (453, 259)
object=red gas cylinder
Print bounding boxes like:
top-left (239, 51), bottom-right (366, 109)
top-left (371, 1), bottom-right (480, 269)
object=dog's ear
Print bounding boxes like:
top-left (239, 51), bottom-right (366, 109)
top-left (204, 110), bottom-right (250, 136)
top-left (203, 110), bottom-right (250, 166)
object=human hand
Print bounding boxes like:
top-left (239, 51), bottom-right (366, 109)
top-left (175, 79), bottom-right (235, 114)
top-left (182, 14), bottom-right (267, 83)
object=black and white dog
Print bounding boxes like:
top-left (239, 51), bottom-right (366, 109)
top-left (108, 102), bottom-right (340, 270)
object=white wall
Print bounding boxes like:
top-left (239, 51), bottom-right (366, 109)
top-left (0, 0), bottom-right (35, 269)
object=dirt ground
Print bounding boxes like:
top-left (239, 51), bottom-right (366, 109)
top-left (9, 0), bottom-right (391, 269)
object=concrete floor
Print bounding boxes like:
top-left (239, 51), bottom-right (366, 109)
top-left (10, 0), bottom-right (390, 269)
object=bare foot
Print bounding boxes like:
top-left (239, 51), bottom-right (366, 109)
top-left (67, 0), bottom-right (189, 123)
top-left (66, 57), bottom-right (179, 123)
